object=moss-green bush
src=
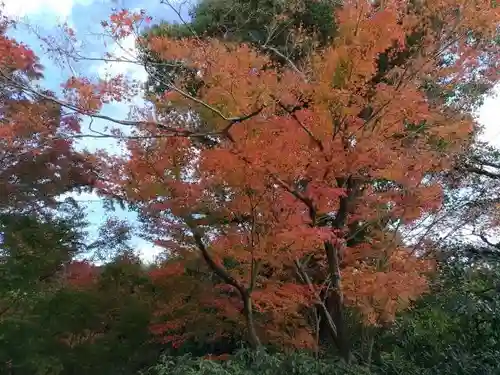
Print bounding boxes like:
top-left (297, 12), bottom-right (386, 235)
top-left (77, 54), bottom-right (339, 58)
top-left (146, 346), bottom-right (500, 375)
top-left (145, 349), bottom-right (369, 375)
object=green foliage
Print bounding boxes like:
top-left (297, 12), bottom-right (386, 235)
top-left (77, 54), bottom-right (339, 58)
top-left (0, 208), bottom-right (86, 326)
top-left (0, 253), bottom-right (162, 375)
top-left (372, 253), bottom-right (500, 374)
top-left (140, 0), bottom-right (339, 97)
top-left (0, 213), bottom-right (82, 289)
top-left (3, 229), bottom-right (500, 374)
top-left (146, 349), bottom-right (369, 375)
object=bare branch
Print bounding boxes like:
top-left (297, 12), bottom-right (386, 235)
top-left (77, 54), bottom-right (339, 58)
top-left (463, 164), bottom-right (500, 180)
top-left (294, 258), bottom-right (338, 338)
top-left (0, 68), bottom-right (263, 140)
top-left (275, 98), bottom-right (323, 151)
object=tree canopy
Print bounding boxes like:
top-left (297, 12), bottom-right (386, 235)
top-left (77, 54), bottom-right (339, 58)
top-left (0, 0), bottom-right (499, 373)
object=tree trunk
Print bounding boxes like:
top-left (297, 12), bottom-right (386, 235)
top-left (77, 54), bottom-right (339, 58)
top-left (320, 288), bottom-right (350, 362)
top-left (190, 226), bottom-right (261, 349)
top-left (243, 294), bottom-right (261, 349)
top-left (323, 241), bottom-right (351, 362)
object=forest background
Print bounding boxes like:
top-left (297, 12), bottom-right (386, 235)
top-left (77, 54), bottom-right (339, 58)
top-left (1, 0), bottom-right (500, 374)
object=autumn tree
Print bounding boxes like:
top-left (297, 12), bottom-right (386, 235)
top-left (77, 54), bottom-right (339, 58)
top-left (8, 0), bottom-right (500, 362)
top-left (0, 13), bottom-right (144, 372)
top-left (0, 16), bottom-right (96, 217)
top-left (139, 0), bottom-right (500, 272)
top-left (139, 0), bottom-right (339, 97)
top-left (0, 7), bottom-right (97, 323)
top-left (148, 254), bottom-right (248, 354)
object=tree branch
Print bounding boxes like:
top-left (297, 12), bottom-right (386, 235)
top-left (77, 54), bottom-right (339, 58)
top-left (294, 258), bottom-right (338, 338)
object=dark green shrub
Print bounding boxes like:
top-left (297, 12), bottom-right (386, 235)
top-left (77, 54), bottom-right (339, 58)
top-left (145, 349), bottom-right (369, 375)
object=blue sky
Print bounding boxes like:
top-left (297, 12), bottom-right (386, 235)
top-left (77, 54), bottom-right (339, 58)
top-left (1, 0), bottom-right (499, 262)
top-left (2, 0), bottom-right (194, 262)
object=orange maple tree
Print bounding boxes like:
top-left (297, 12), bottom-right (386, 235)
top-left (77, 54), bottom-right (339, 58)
top-left (0, 16), bottom-right (94, 215)
top-left (13, 0), bottom-right (500, 359)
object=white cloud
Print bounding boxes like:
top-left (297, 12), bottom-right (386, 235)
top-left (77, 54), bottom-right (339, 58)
top-left (59, 191), bottom-right (102, 202)
top-left (95, 34), bottom-right (148, 83)
top-left (477, 84), bottom-right (500, 148)
top-left (137, 241), bottom-right (163, 264)
top-left (2, 0), bottom-right (94, 19)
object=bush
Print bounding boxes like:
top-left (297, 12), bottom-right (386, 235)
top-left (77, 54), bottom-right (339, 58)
top-left (145, 349), bottom-right (370, 375)
top-left (145, 346), bottom-right (500, 375)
